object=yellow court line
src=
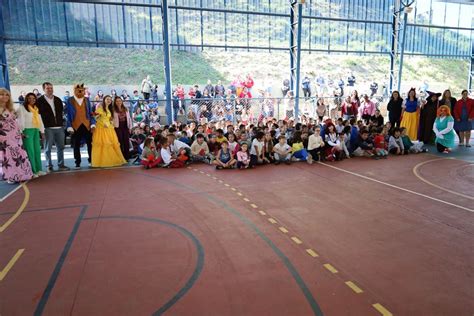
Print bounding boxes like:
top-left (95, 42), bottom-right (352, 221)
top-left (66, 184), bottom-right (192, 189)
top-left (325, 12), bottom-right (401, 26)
top-left (0, 184), bottom-right (30, 233)
top-left (323, 263), bottom-right (338, 273)
top-left (372, 303), bottom-right (393, 316)
top-left (0, 249), bottom-right (25, 281)
top-left (231, 187), bottom-right (237, 191)
top-left (218, 180), bottom-right (224, 183)
top-left (199, 171), bottom-right (205, 174)
top-left (237, 192), bottom-right (243, 196)
top-left (291, 236), bottom-right (302, 244)
top-left (318, 162), bottom-right (474, 213)
top-left (193, 169), bottom-right (198, 171)
top-left (206, 174), bottom-right (211, 177)
top-left (413, 158), bottom-right (474, 201)
top-left (243, 197), bottom-right (250, 202)
top-left (345, 281), bottom-right (364, 294)
top-left (224, 183), bottom-right (230, 187)
top-left (279, 226), bottom-right (289, 233)
top-left (187, 166), bottom-right (192, 169)
top-left (250, 204), bottom-right (258, 209)
top-left (212, 176), bottom-right (217, 180)
top-left (268, 218), bottom-right (278, 224)
top-left (258, 210), bottom-right (266, 216)
top-left (305, 249), bottom-right (319, 257)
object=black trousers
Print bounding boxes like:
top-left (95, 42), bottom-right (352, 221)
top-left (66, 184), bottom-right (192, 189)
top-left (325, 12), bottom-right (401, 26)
top-left (73, 124), bottom-right (92, 166)
top-left (436, 142), bottom-right (447, 153)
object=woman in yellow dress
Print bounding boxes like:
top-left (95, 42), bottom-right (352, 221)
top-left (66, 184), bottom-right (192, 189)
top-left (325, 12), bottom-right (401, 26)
top-left (91, 95), bottom-right (127, 167)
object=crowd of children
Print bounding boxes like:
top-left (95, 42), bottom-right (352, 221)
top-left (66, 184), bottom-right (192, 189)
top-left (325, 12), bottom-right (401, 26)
top-left (136, 116), bottom-right (430, 170)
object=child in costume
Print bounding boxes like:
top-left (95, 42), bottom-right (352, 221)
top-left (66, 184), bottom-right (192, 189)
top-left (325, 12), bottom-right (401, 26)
top-left (433, 105), bottom-right (456, 153)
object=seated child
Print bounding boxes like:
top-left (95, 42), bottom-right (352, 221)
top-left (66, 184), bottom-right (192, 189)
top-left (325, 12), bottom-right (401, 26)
top-left (291, 131), bottom-right (313, 164)
top-left (373, 127), bottom-right (388, 158)
top-left (207, 134), bottom-right (221, 159)
top-left (191, 133), bottom-right (211, 163)
top-left (227, 133), bottom-right (240, 156)
top-left (307, 126), bottom-right (325, 161)
top-left (213, 141), bottom-right (236, 169)
top-left (263, 132), bottom-right (274, 163)
top-left (160, 138), bottom-right (185, 168)
top-left (141, 137), bottom-right (162, 169)
top-left (352, 129), bottom-right (376, 158)
top-left (250, 131), bottom-right (266, 167)
top-left (400, 127), bottom-right (427, 153)
top-left (273, 135), bottom-right (292, 165)
top-left (388, 127), bottom-right (405, 155)
top-left (338, 133), bottom-right (350, 159)
top-left (236, 143), bottom-right (251, 169)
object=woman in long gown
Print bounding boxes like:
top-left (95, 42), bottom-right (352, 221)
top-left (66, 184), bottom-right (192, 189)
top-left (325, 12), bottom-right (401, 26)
top-left (0, 88), bottom-right (33, 183)
top-left (113, 96), bottom-right (132, 160)
top-left (400, 88), bottom-right (421, 141)
top-left (91, 95), bottom-right (127, 167)
top-left (418, 92), bottom-right (440, 144)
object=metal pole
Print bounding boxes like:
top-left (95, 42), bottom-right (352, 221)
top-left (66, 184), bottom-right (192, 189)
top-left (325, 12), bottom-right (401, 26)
top-left (161, 0), bottom-right (173, 124)
top-left (0, 2), bottom-right (10, 90)
top-left (294, 3), bottom-right (303, 121)
top-left (469, 30), bottom-right (474, 93)
top-left (290, 3), bottom-right (295, 91)
top-left (397, 8), bottom-right (408, 92)
top-left (389, 0), bottom-right (400, 93)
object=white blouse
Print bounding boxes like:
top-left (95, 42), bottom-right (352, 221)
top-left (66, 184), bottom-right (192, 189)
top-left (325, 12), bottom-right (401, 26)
top-left (16, 106), bottom-right (45, 133)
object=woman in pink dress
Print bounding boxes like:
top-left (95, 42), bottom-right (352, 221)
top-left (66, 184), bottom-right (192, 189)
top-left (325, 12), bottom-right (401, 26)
top-left (0, 88), bottom-right (33, 184)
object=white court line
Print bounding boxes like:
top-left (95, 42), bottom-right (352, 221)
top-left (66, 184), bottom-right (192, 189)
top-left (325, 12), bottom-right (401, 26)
top-left (0, 183), bottom-right (23, 203)
top-left (318, 162), bottom-right (474, 213)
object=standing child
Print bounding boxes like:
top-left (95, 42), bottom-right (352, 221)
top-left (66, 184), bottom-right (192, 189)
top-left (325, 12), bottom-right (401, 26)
top-left (141, 137), bottom-right (162, 169)
top-left (388, 127), bottom-right (405, 155)
top-left (213, 141), bottom-right (236, 169)
top-left (0, 88), bottom-right (33, 183)
top-left (236, 143), bottom-right (251, 169)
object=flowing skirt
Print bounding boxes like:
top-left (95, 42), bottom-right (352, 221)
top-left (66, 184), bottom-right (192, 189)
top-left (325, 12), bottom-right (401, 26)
top-left (0, 113), bottom-right (33, 182)
top-left (400, 111), bottom-right (419, 141)
top-left (91, 126), bottom-right (127, 168)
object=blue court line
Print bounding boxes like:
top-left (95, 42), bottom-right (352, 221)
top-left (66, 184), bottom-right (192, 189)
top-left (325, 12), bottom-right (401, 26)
top-left (121, 170), bottom-right (324, 316)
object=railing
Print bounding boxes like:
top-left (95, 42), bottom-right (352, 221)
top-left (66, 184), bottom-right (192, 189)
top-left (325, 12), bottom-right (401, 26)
top-left (14, 95), bottom-right (389, 126)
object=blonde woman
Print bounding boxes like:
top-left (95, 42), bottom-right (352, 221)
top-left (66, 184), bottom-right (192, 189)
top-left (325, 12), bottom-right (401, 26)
top-left (0, 88), bottom-right (33, 183)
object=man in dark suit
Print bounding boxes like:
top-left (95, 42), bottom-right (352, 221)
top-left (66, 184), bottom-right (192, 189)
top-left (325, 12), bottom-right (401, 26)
top-left (37, 82), bottom-right (70, 172)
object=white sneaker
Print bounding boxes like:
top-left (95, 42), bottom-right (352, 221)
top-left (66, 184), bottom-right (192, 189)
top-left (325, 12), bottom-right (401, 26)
top-left (32, 174), bottom-right (39, 179)
top-left (307, 154), bottom-right (313, 164)
top-left (37, 171), bottom-right (47, 176)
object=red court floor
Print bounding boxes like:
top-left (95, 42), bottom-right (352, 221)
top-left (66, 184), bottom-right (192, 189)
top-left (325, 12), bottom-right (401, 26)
top-left (0, 154), bottom-right (473, 316)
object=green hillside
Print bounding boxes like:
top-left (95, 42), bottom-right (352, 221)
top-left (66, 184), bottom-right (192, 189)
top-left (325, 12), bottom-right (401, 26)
top-left (7, 45), bottom-right (469, 93)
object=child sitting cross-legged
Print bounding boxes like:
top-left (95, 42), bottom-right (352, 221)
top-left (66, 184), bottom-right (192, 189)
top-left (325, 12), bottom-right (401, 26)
top-left (236, 143), bottom-right (251, 169)
top-left (400, 127), bottom-right (427, 154)
top-left (213, 141), bottom-right (236, 169)
top-left (191, 133), bottom-right (211, 164)
top-left (250, 131), bottom-right (266, 167)
top-left (141, 137), bottom-right (162, 169)
top-left (272, 135), bottom-right (292, 165)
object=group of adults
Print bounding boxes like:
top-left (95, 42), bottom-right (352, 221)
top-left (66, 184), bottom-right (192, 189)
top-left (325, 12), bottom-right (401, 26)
top-left (0, 82), bottom-right (132, 184)
top-left (386, 88), bottom-right (473, 153)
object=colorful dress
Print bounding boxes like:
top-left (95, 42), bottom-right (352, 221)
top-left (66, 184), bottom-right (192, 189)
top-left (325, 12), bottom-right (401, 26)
top-left (400, 98), bottom-right (419, 141)
top-left (91, 107), bottom-right (126, 167)
top-left (434, 116), bottom-right (455, 149)
top-left (0, 109), bottom-right (33, 182)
